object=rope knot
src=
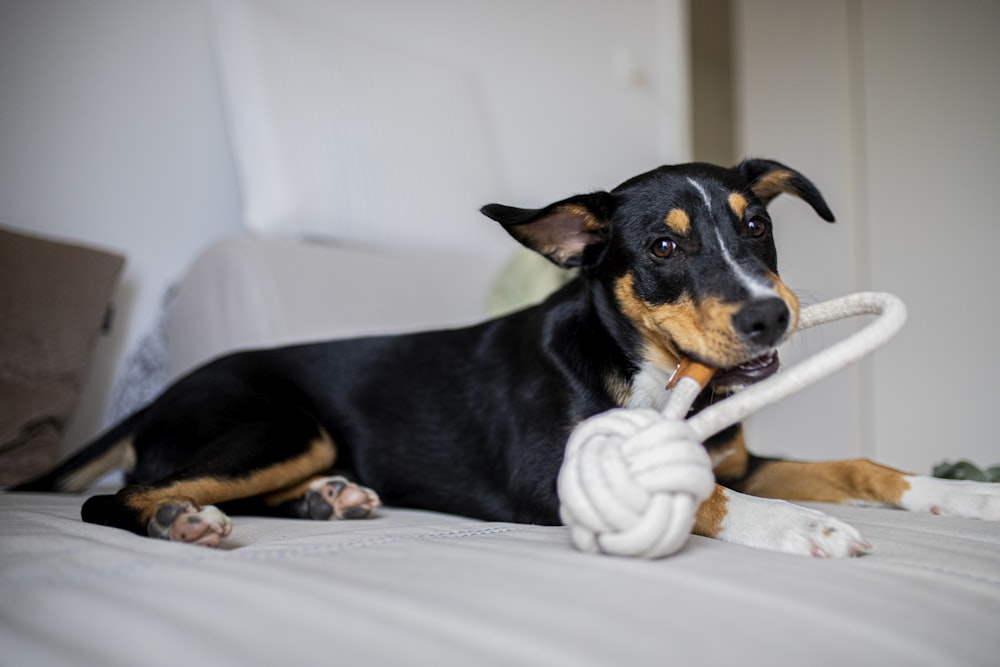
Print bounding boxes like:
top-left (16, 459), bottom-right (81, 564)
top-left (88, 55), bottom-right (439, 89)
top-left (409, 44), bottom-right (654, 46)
top-left (557, 408), bottom-right (715, 559)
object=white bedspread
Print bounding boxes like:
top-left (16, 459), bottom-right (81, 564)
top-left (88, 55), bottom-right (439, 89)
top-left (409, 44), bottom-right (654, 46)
top-left (2, 490), bottom-right (998, 666)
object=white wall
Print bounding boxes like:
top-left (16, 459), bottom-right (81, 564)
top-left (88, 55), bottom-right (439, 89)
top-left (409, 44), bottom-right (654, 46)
top-left (0, 0), bottom-right (244, 448)
top-left (859, 1), bottom-right (1000, 474)
top-left (0, 0), bottom-right (690, 450)
top-left (733, 0), bottom-right (1000, 473)
top-left (732, 0), bottom-right (862, 467)
top-left (263, 0), bottom-right (689, 204)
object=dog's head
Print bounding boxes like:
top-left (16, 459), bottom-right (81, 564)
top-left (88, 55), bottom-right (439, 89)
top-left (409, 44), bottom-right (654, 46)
top-left (481, 159), bottom-right (835, 390)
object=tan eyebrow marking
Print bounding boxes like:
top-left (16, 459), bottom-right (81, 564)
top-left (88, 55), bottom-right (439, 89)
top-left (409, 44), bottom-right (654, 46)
top-left (750, 169), bottom-right (795, 202)
top-left (664, 208), bottom-right (691, 235)
top-left (728, 192), bottom-right (748, 218)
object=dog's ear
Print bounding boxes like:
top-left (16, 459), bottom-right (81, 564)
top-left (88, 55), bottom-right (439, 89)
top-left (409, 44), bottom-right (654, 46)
top-left (735, 158), bottom-right (836, 222)
top-left (481, 192), bottom-right (615, 268)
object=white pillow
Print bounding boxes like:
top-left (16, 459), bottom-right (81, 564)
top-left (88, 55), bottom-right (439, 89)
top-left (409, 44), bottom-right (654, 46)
top-left (210, 0), bottom-right (509, 255)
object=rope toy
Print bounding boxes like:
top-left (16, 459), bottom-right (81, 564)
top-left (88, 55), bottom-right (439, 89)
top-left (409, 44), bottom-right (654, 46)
top-left (557, 292), bottom-right (908, 559)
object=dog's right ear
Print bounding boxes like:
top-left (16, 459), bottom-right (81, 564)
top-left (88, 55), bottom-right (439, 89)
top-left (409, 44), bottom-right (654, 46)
top-left (480, 192), bottom-right (615, 268)
top-left (735, 158), bottom-right (836, 223)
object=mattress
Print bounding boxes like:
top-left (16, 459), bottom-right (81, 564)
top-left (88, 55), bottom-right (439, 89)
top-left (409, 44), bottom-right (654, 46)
top-left (2, 489), bottom-right (997, 666)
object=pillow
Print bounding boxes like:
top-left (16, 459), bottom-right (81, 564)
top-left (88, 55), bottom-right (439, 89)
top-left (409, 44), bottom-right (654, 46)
top-left (210, 0), bottom-right (509, 255)
top-left (0, 228), bottom-right (124, 487)
top-left (164, 237), bottom-right (510, 380)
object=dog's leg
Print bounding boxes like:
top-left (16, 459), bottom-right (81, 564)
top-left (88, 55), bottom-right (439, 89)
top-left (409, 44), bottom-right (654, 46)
top-left (697, 428), bottom-right (871, 556)
top-left (81, 416), bottom-right (339, 547)
top-left (740, 458), bottom-right (1000, 520)
top-left (694, 455), bottom-right (999, 557)
top-left (693, 484), bottom-right (872, 558)
top-left (257, 475), bottom-right (381, 520)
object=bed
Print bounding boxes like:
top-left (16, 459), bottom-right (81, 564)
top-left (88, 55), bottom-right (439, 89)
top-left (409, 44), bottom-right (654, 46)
top-left (1, 489), bottom-right (997, 666)
top-left (2, 235), bottom-right (999, 666)
top-left (3, 1), bottom-right (997, 662)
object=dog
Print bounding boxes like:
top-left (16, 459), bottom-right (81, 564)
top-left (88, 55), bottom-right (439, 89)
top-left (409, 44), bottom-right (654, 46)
top-left (16, 159), bottom-right (1000, 555)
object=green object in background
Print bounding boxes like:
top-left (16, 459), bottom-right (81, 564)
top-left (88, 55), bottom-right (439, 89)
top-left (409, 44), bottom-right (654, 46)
top-left (932, 460), bottom-right (1000, 483)
top-left (487, 248), bottom-right (578, 318)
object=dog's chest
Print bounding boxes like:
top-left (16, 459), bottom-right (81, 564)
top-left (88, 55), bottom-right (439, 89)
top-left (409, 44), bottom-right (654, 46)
top-left (625, 362), bottom-right (674, 411)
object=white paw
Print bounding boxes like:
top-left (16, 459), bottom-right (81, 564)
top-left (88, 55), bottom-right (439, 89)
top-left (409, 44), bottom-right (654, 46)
top-left (717, 492), bottom-right (872, 558)
top-left (901, 476), bottom-right (1000, 520)
top-left (147, 501), bottom-right (233, 547)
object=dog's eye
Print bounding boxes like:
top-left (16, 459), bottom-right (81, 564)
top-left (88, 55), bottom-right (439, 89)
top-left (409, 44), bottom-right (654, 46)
top-left (650, 237), bottom-right (677, 259)
top-left (746, 216), bottom-right (769, 238)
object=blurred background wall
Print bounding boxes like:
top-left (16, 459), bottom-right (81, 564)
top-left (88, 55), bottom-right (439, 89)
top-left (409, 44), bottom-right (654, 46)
top-left (0, 0), bottom-right (688, 449)
top-left (729, 0), bottom-right (1000, 474)
top-left (1, 0), bottom-right (997, 473)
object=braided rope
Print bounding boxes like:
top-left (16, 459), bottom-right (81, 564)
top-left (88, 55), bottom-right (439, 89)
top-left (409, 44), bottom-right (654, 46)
top-left (557, 292), bottom-right (908, 558)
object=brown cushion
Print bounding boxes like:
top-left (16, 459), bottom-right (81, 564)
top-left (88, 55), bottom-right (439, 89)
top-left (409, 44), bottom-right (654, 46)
top-left (0, 228), bottom-right (124, 487)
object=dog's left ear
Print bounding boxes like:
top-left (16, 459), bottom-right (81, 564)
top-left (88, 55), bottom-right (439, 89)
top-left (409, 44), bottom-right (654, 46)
top-left (736, 158), bottom-right (836, 222)
top-left (481, 192), bottom-right (616, 268)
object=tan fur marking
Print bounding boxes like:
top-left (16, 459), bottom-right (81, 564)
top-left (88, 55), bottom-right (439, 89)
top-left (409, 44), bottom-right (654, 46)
top-left (60, 438), bottom-right (136, 492)
top-left (693, 484), bottom-right (729, 538)
top-left (263, 475), bottom-right (331, 506)
top-left (613, 274), bottom-right (681, 368)
top-left (559, 203), bottom-right (604, 232)
top-left (604, 370), bottom-right (633, 408)
top-left (129, 431), bottom-right (336, 525)
top-left (750, 169), bottom-right (795, 202)
top-left (741, 458), bottom-right (912, 505)
top-left (769, 271), bottom-right (800, 332)
top-left (727, 192), bottom-right (748, 218)
top-left (709, 429), bottom-right (749, 483)
top-left (663, 208), bottom-right (690, 235)
top-left (613, 274), bottom-right (748, 369)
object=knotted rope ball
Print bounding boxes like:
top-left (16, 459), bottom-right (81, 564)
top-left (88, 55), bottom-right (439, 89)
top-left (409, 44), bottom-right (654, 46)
top-left (558, 407), bottom-right (715, 558)
top-left (557, 292), bottom-right (908, 559)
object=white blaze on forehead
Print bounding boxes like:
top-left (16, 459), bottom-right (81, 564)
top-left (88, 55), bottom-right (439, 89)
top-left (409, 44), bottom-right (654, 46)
top-left (685, 175), bottom-right (775, 299)
top-left (714, 228), bottom-right (776, 299)
top-left (686, 177), bottom-right (712, 210)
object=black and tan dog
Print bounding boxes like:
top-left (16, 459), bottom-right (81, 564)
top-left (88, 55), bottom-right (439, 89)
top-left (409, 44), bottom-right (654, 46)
top-left (16, 159), bottom-right (1000, 555)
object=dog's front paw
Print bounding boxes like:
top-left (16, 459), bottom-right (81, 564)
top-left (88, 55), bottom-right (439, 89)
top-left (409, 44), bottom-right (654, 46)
top-left (147, 501), bottom-right (233, 547)
top-left (718, 494), bottom-right (872, 558)
top-left (304, 476), bottom-right (381, 520)
top-left (900, 476), bottom-right (1000, 520)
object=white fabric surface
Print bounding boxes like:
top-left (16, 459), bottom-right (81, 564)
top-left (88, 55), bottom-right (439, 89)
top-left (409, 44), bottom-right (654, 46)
top-left (210, 0), bottom-right (509, 254)
top-left (2, 490), bottom-right (998, 666)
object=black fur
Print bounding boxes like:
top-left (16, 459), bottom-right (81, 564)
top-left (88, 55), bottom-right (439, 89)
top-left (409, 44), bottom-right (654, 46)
top-left (13, 159), bottom-right (834, 539)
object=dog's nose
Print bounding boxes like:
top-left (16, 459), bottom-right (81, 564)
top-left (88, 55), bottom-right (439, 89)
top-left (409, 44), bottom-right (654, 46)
top-left (733, 298), bottom-right (790, 348)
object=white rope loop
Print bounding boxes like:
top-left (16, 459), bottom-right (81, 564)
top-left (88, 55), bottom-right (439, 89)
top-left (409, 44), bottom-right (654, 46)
top-left (689, 292), bottom-right (908, 440)
top-left (557, 292), bottom-right (907, 559)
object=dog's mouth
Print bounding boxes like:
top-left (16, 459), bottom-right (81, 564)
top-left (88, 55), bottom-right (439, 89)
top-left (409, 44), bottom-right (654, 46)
top-left (709, 350), bottom-right (780, 389)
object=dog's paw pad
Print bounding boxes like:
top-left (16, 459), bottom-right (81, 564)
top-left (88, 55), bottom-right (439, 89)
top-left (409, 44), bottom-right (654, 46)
top-left (306, 476), bottom-right (381, 520)
top-left (795, 518), bottom-right (872, 558)
top-left (147, 501), bottom-right (233, 547)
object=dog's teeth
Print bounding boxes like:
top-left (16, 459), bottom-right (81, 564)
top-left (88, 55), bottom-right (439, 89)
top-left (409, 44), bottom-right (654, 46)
top-left (739, 352), bottom-right (775, 371)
